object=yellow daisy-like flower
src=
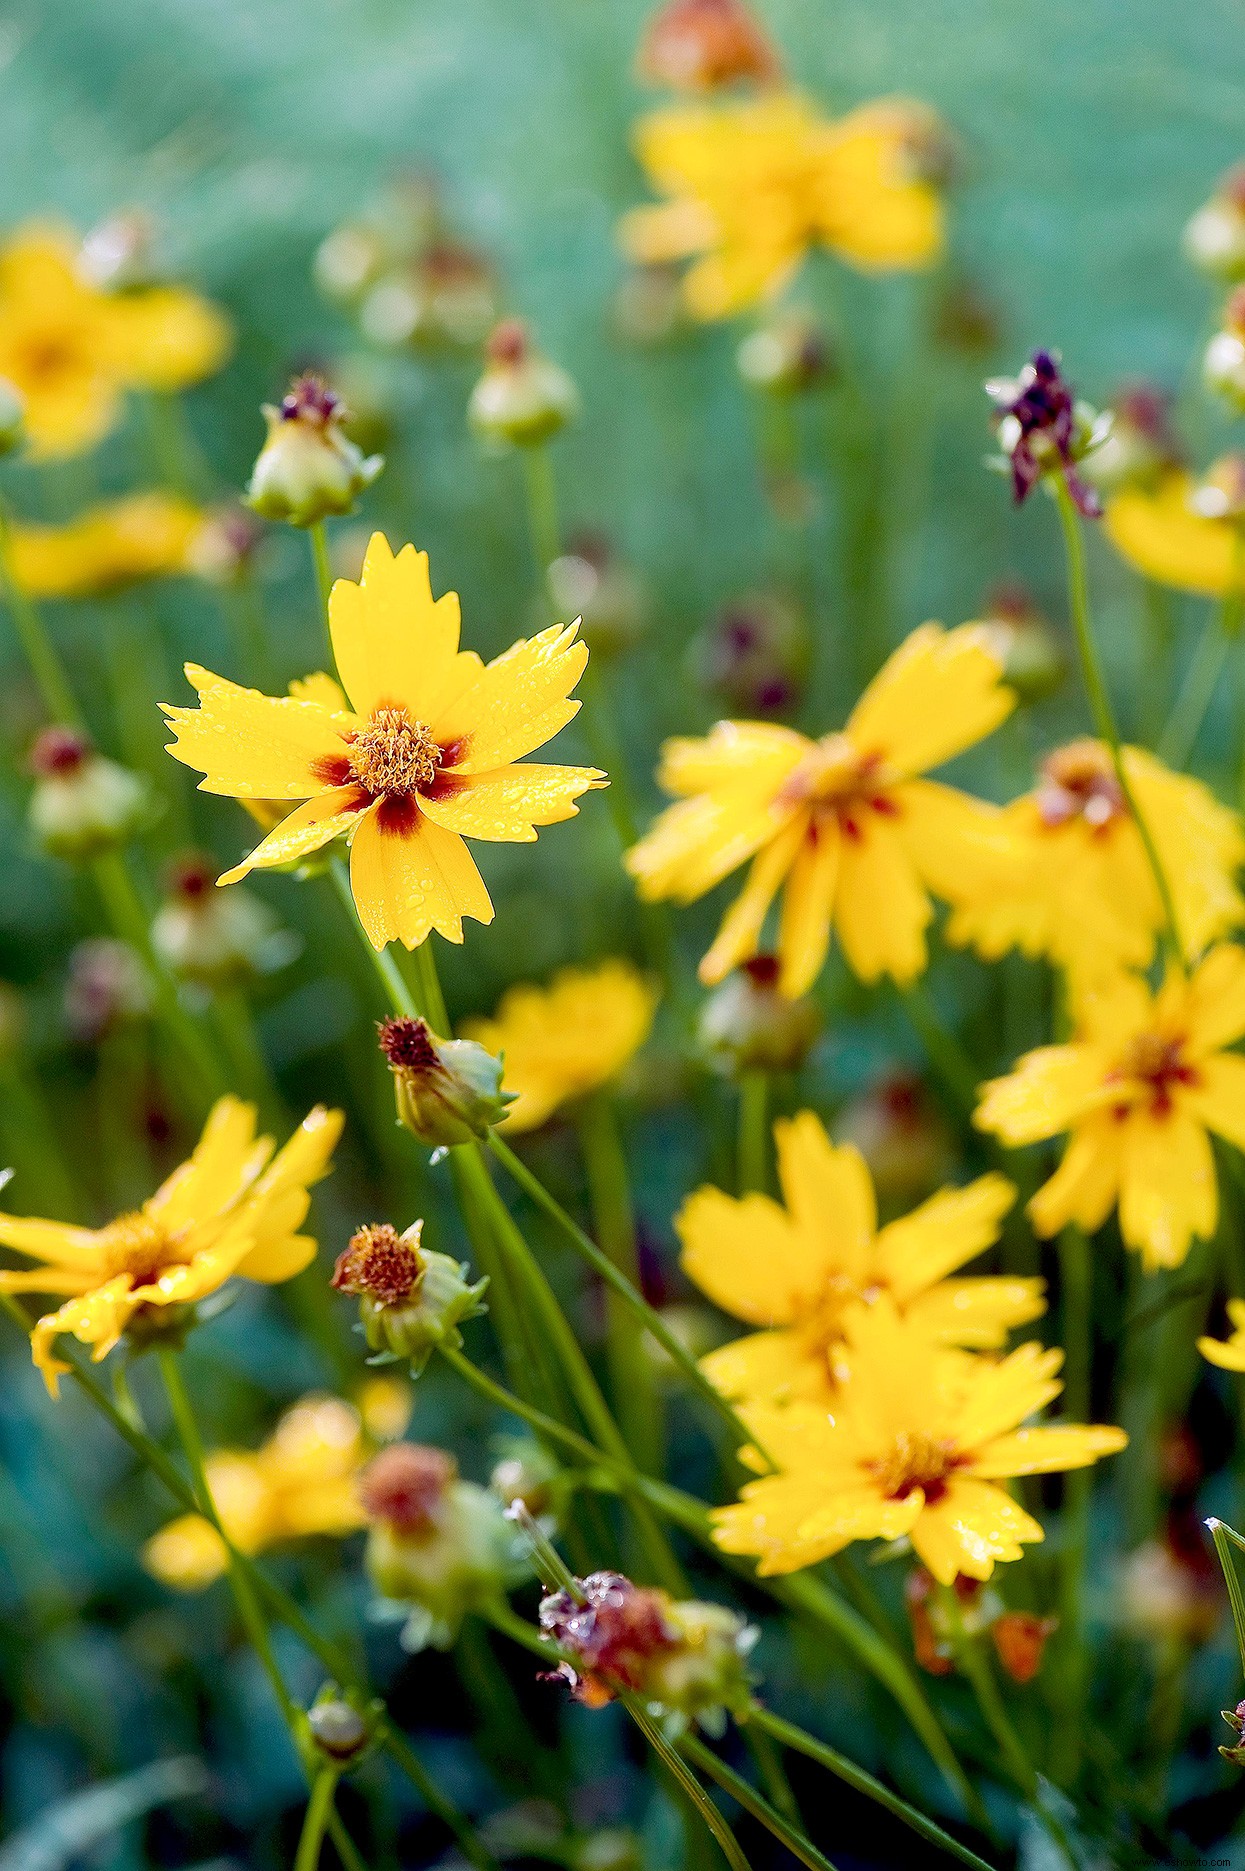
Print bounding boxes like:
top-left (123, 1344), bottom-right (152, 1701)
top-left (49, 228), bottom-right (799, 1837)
top-left (619, 93), bottom-right (944, 321)
top-left (162, 533), bottom-right (604, 951)
top-left (945, 738), bottom-right (1245, 987)
top-left (461, 960), bottom-right (659, 1134)
top-left (712, 1297), bottom-right (1126, 1581)
top-left (975, 947), bottom-right (1245, 1271)
top-left (0, 1096), bottom-right (342, 1392)
top-left (1104, 468), bottom-right (1245, 597)
top-left (143, 1393), bottom-right (369, 1592)
top-left (678, 1110), bottom-right (1041, 1405)
top-left (8, 493), bottom-right (205, 598)
top-left (626, 622), bottom-right (1015, 996)
top-left (0, 223), bottom-right (231, 459)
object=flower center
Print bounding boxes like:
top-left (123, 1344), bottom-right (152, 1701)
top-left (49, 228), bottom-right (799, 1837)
top-left (795, 1271), bottom-right (875, 1358)
top-left (100, 1211), bottom-right (184, 1285)
top-left (1111, 1031), bottom-right (1199, 1118)
top-left (867, 1430), bottom-right (958, 1502)
top-left (16, 332), bottom-right (79, 383)
top-left (1035, 741), bottom-right (1126, 833)
top-left (332, 1222), bottom-right (425, 1306)
top-left (782, 735), bottom-right (899, 841)
top-left (347, 707), bottom-right (441, 798)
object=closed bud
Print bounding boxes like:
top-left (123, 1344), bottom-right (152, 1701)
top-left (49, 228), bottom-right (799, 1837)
top-left (737, 311), bottom-right (831, 395)
top-left (332, 1220), bottom-right (488, 1374)
top-left (304, 1687), bottom-right (375, 1768)
top-left (378, 1013), bottom-right (514, 1147)
top-left (692, 590), bottom-right (810, 716)
top-left (28, 727), bottom-right (151, 862)
top-left (64, 938), bottom-right (151, 1046)
top-left (186, 503), bottom-right (264, 586)
top-left (636, 0), bottom-right (778, 90)
top-left (990, 1611), bottom-right (1058, 1685)
top-left (976, 583), bottom-right (1065, 704)
top-left (0, 376), bottom-right (25, 456)
top-left (245, 374), bottom-right (383, 527)
top-left (314, 224), bottom-right (389, 306)
top-left (1184, 169), bottom-right (1245, 281)
top-left (361, 1442), bottom-right (519, 1650)
top-left (1203, 292), bottom-right (1245, 411)
top-left (151, 851), bottom-right (297, 990)
top-left (469, 320), bottom-right (579, 449)
top-left (699, 956), bottom-right (821, 1075)
top-left (835, 1072), bottom-right (952, 1205)
top-left (547, 534), bottom-right (646, 660)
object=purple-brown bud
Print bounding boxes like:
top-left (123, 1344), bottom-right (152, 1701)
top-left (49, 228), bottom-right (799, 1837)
top-left (469, 320), bottom-right (579, 449)
top-left (246, 373), bottom-right (383, 526)
top-left (986, 349), bottom-right (1108, 516)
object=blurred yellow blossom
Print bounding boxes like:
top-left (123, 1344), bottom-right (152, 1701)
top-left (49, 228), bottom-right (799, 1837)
top-left (142, 1394), bottom-right (369, 1591)
top-left (162, 533), bottom-right (604, 950)
top-left (1199, 1300), bottom-right (1245, 1372)
top-left (8, 493), bottom-right (205, 598)
top-left (678, 1110), bottom-right (1040, 1405)
top-left (461, 960), bottom-right (659, 1132)
top-left (712, 1298), bottom-right (1126, 1581)
top-left (627, 622), bottom-right (1015, 996)
top-left (0, 1095), bottom-right (342, 1391)
top-left (356, 1372), bottom-right (414, 1442)
top-left (976, 947), bottom-right (1245, 1270)
top-left (1104, 467), bottom-right (1245, 596)
top-left (0, 223), bottom-right (230, 459)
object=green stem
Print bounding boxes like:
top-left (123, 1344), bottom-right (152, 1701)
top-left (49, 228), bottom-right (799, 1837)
top-left (0, 498), bottom-right (84, 726)
top-left (521, 444), bottom-right (561, 579)
top-left (939, 1584), bottom-right (1035, 1800)
top-left (294, 1767), bottom-right (339, 1871)
top-left (1052, 472), bottom-right (1182, 963)
top-left (309, 520), bottom-right (334, 661)
top-left (578, 1093), bottom-right (662, 1473)
top-left (211, 989), bottom-right (280, 1118)
top-left (680, 1731), bottom-right (836, 1871)
top-left (1157, 586), bottom-right (1243, 768)
top-left (1051, 1227), bottom-right (1092, 1788)
top-left (736, 1072), bottom-right (769, 1195)
top-left (898, 983), bottom-right (979, 1123)
top-left (328, 859), bottom-right (418, 1018)
top-left (143, 390), bottom-right (213, 500)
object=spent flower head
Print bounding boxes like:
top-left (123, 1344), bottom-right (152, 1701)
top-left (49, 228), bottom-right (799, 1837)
top-left (635, 0), bottom-right (779, 92)
top-left (332, 1217), bottom-right (487, 1372)
top-left (986, 348), bottom-right (1108, 516)
top-left (378, 1014), bottom-right (514, 1146)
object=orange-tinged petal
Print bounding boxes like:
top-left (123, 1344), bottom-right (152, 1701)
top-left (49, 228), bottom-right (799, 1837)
top-left (909, 1477), bottom-right (1044, 1584)
top-left (327, 535), bottom-right (468, 723)
top-left (845, 623), bottom-right (1013, 780)
top-left (774, 1113), bottom-right (875, 1280)
top-left (432, 621), bottom-right (588, 773)
top-left (419, 762), bottom-right (604, 842)
top-left (218, 786), bottom-right (370, 883)
top-left (775, 820), bottom-right (840, 996)
top-left (1118, 1105), bottom-right (1217, 1270)
top-left (676, 1186), bottom-right (814, 1325)
top-left (968, 1424), bottom-right (1127, 1479)
top-left (874, 1173), bottom-right (1014, 1301)
top-left (163, 665), bottom-right (356, 799)
top-left (833, 817), bottom-right (931, 983)
top-left (349, 804), bottom-right (493, 949)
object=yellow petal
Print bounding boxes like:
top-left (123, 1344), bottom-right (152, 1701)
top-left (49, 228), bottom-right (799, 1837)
top-left (419, 762), bottom-right (604, 842)
top-left (699, 1328), bottom-right (832, 1406)
top-left (874, 1173), bottom-right (1014, 1300)
top-left (1118, 1106), bottom-right (1217, 1270)
top-left (974, 1045), bottom-right (1109, 1146)
top-left (656, 721), bottom-right (810, 798)
top-left (1198, 1326), bottom-right (1245, 1372)
top-left (327, 535), bottom-right (468, 723)
top-left (349, 804), bottom-right (493, 949)
top-left (0, 1213), bottom-right (105, 1267)
top-left (676, 1186), bottom-right (815, 1325)
top-left (896, 779), bottom-right (1019, 908)
top-left (952, 1340), bottom-right (1064, 1450)
top-left (218, 786), bottom-right (370, 883)
top-left (903, 1276), bottom-right (1046, 1350)
top-left (775, 820), bottom-right (841, 996)
top-left (617, 199), bottom-right (717, 266)
top-left (845, 622), bottom-right (1013, 780)
top-left (813, 105), bottom-right (944, 273)
top-left (1027, 1116), bottom-right (1123, 1240)
top-left (833, 817), bottom-right (931, 984)
top-left (163, 665), bottom-right (356, 799)
top-left (0, 1266), bottom-right (98, 1295)
top-left (909, 1477), bottom-right (1043, 1584)
top-left (143, 1514), bottom-right (230, 1592)
top-left (31, 1274), bottom-right (141, 1395)
top-left (775, 1112), bottom-right (875, 1279)
top-left (101, 285), bottom-right (232, 390)
top-left (1126, 752), bottom-right (1245, 962)
top-left (1185, 1052), bottom-right (1245, 1152)
top-left (968, 1424), bottom-right (1127, 1479)
top-left (146, 1096), bottom-right (268, 1234)
top-left (1104, 470), bottom-right (1245, 597)
top-left (1182, 942), bottom-right (1245, 1054)
top-left (431, 621), bottom-right (588, 773)
top-left (698, 813), bottom-right (807, 985)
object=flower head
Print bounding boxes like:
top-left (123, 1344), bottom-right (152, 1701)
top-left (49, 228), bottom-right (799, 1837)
top-left (0, 1095), bottom-right (342, 1391)
top-left (975, 947), bottom-right (1245, 1269)
top-left (468, 320), bottom-right (579, 449)
top-left (712, 1298), bottom-right (1125, 1581)
top-left (143, 1393), bottom-right (368, 1591)
top-left (986, 349), bottom-right (1106, 516)
top-left (0, 223), bottom-right (229, 459)
top-left (460, 960), bottom-right (659, 1133)
top-left (627, 621), bottom-right (1015, 996)
top-left (331, 1218), bottom-right (487, 1372)
top-left (246, 373), bottom-right (383, 527)
top-left (162, 534), bottom-right (604, 950)
top-left (635, 0), bottom-right (780, 92)
top-left (6, 494), bottom-right (205, 599)
top-left (678, 1109), bottom-right (1039, 1406)
top-left (945, 739), bottom-right (1244, 988)
top-left (28, 727), bottom-right (151, 862)
top-left (698, 954), bottom-right (821, 1074)
top-left (377, 1014), bottom-right (514, 1146)
top-left (152, 851), bottom-right (297, 989)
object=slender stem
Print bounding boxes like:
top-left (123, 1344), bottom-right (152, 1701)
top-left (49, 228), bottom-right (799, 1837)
top-left (898, 984), bottom-right (980, 1122)
top-left (308, 520), bottom-right (334, 660)
top-left (521, 445), bottom-right (561, 579)
top-left (1052, 471), bottom-right (1182, 963)
top-left (294, 1767), bottom-right (339, 1871)
top-left (938, 1584), bottom-right (1035, 1800)
top-left (412, 937), bottom-right (450, 1030)
top-left (578, 1093), bottom-right (662, 1473)
top-left (143, 390), bottom-right (213, 499)
top-left (1208, 1519), bottom-right (1245, 1677)
top-left (1157, 590), bottom-right (1240, 767)
top-left (211, 989), bottom-right (280, 1118)
top-left (0, 497), bottom-right (85, 726)
top-left (680, 1731), bottom-right (836, 1871)
top-left (1051, 1227), bottom-right (1092, 1788)
top-left (325, 1808), bottom-right (368, 1871)
top-left (736, 1071), bottom-right (769, 1195)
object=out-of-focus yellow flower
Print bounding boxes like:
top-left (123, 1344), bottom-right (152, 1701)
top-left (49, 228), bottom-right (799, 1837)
top-left (627, 623), bottom-right (1015, 996)
top-left (1199, 1300), bottom-right (1245, 1372)
top-left (945, 739), bottom-right (1245, 987)
top-left (976, 948), bottom-right (1245, 1271)
top-left (461, 960), bottom-right (659, 1133)
top-left (162, 534), bottom-right (605, 951)
top-left (712, 1297), bottom-right (1126, 1581)
top-left (7, 493), bottom-right (205, 598)
top-left (356, 1372), bottom-right (414, 1442)
top-left (0, 223), bottom-right (230, 459)
top-left (0, 1096), bottom-right (342, 1392)
top-left (1104, 468), bottom-right (1245, 596)
top-left (142, 1394), bottom-right (369, 1591)
top-left (678, 1110), bottom-right (1040, 1405)
top-left (620, 93), bottom-right (944, 321)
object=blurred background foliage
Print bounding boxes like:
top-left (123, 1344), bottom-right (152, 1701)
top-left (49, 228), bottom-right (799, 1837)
top-left (2, 1), bottom-right (1245, 1866)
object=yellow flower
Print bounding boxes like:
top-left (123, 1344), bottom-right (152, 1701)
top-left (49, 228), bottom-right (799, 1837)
top-left (0, 1096), bottom-right (342, 1392)
top-left (1199, 1300), bottom-right (1245, 1371)
top-left (7, 493), bottom-right (205, 598)
top-left (162, 533), bottom-right (604, 950)
top-left (143, 1393), bottom-right (369, 1591)
top-left (678, 1110), bottom-right (1041, 1404)
top-left (975, 947), bottom-right (1245, 1271)
top-left (461, 960), bottom-right (659, 1133)
top-left (0, 223), bottom-right (230, 459)
top-left (626, 622), bottom-right (1015, 995)
top-left (945, 738), bottom-right (1245, 987)
top-left (712, 1297), bottom-right (1126, 1581)
top-left (1104, 467), bottom-right (1245, 596)
top-left (619, 93), bottom-right (944, 321)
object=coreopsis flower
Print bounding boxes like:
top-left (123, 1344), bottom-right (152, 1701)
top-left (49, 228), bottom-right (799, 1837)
top-left (712, 1297), bottom-right (1126, 1581)
top-left (162, 533), bottom-right (604, 950)
top-left (377, 1015), bottom-right (514, 1146)
top-left (1185, 167), bottom-right (1245, 280)
top-left (28, 727), bottom-right (151, 863)
top-left (619, 93), bottom-right (945, 322)
top-left (986, 349), bottom-right (1108, 516)
top-left (331, 1219), bottom-right (488, 1372)
top-left (1199, 1300), bottom-right (1245, 1371)
top-left (246, 374), bottom-right (383, 527)
top-left (1104, 463), bottom-right (1245, 597)
top-left (460, 961), bottom-right (659, 1133)
top-left (626, 622), bottom-right (1015, 996)
top-left (142, 1394), bottom-right (369, 1591)
top-left (975, 948), bottom-right (1245, 1270)
top-left (945, 740), bottom-right (1245, 987)
top-left (468, 320), bottom-right (579, 449)
top-left (635, 0), bottom-right (780, 92)
top-left (0, 223), bottom-right (230, 459)
top-left (7, 494), bottom-right (206, 599)
top-left (677, 1109), bottom-right (1041, 1405)
top-left (0, 1095), bottom-right (342, 1392)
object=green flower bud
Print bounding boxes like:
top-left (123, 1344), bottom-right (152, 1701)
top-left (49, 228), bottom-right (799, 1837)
top-left (468, 320), bottom-right (579, 449)
top-left (699, 956), bottom-right (820, 1075)
top-left (28, 728), bottom-right (152, 862)
top-left (302, 1685), bottom-right (378, 1769)
top-left (245, 374), bottom-right (383, 527)
top-left (645, 1597), bottom-right (758, 1736)
top-left (975, 584), bottom-right (1065, 705)
top-left (331, 1220), bottom-right (488, 1375)
top-left (1203, 292), bottom-right (1245, 412)
top-left (1184, 170), bottom-right (1245, 281)
top-left (378, 1014), bottom-right (514, 1147)
top-left (0, 376), bottom-right (26, 456)
top-left (151, 851), bottom-right (298, 989)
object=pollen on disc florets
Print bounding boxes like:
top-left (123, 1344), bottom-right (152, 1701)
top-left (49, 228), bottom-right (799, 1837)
top-left (100, 1210), bottom-right (178, 1283)
top-left (868, 1430), bottom-right (958, 1502)
top-left (332, 1221), bottom-right (426, 1306)
top-left (347, 708), bottom-right (441, 797)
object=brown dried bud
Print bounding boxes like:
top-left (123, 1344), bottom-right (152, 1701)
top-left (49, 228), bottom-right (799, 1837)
top-left (990, 1612), bottom-right (1058, 1685)
top-left (636, 0), bottom-right (779, 91)
top-left (360, 1443), bottom-right (457, 1535)
top-left (540, 1571), bottom-right (677, 1709)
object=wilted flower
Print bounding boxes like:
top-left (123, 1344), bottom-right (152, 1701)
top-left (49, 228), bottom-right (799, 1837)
top-left (468, 319), bottom-right (579, 449)
top-left (63, 938), bottom-right (151, 1046)
top-left (635, 0), bottom-right (779, 92)
top-left (245, 373), bottom-right (383, 527)
top-left (1221, 1700), bottom-right (1245, 1767)
top-left (905, 1568), bottom-right (1058, 1684)
top-left (986, 349), bottom-right (1108, 516)
top-left (28, 727), bottom-right (151, 863)
top-left (691, 589), bottom-right (810, 715)
top-left (377, 1014), bottom-right (514, 1146)
top-left (152, 851), bottom-right (297, 990)
top-left (331, 1219), bottom-right (487, 1373)
top-left (698, 955), bottom-right (821, 1075)
top-left (1184, 167), bottom-right (1245, 281)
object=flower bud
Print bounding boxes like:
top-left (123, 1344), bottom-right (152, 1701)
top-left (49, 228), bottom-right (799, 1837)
top-left (1189, 452), bottom-right (1245, 522)
top-left (361, 1442), bottom-right (518, 1650)
top-left (975, 583), bottom-right (1065, 704)
top-left (699, 956), bottom-right (821, 1074)
top-left (245, 374), bottom-right (383, 527)
top-left (736, 311), bottom-right (831, 395)
top-left (986, 349), bottom-right (1108, 516)
top-left (635, 0), bottom-right (778, 90)
top-left (643, 1597), bottom-right (758, 1735)
top-left (834, 1072), bottom-right (952, 1206)
top-left (378, 1014), bottom-right (514, 1147)
top-left (360, 245), bottom-right (497, 354)
top-left (0, 376), bottom-right (26, 456)
top-left (547, 534), bottom-right (646, 660)
top-left (691, 590), bottom-right (810, 716)
top-left (1184, 169), bottom-right (1245, 281)
top-left (989, 1611), bottom-right (1058, 1685)
top-left (64, 938), bottom-right (151, 1046)
top-left (1222, 1700), bottom-right (1245, 1766)
top-left (304, 1687), bottom-right (375, 1767)
top-left (1204, 290), bottom-right (1245, 412)
top-left (151, 851), bottom-right (297, 989)
top-left (332, 1220), bottom-right (488, 1374)
top-left (468, 320), bottom-right (579, 449)
top-left (185, 503), bottom-right (264, 586)
top-left (28, 728), bottom-right (151, 862)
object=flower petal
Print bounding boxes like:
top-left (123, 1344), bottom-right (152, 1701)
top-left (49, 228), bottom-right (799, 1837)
top-left (676, 1186), bottom-right (817, 1326)
top-left (909, 1477), bottom-right (1044, 1584)
top-left (874, 1173), bottom-right (1015, 1301)
top-left (845, 623), bottom-right (1013, 780)
top-left (700, 1328), bottom-right (832, 1406)
top-left (218, 786), bottom-right (370, 883)
top-left (0, 1213), bottom-right (105, 1267)
top-left (163, 665), bottom-right (356, 799)
top-left (349, 803), bottom-right (494, 949)
top-left (1118, 1105), bottom-right (1217, 1270)
top-left (1027, 1116), bottom-right (1123, 1240)
top-left (775, 1112), bottom-right (875, 1281)
top-left (431, 621), bottom-right (589, 773)
top-left (903, 1276), bottom-right (1046, 1349)
top-left (419, 762), bottom-right (604, 842)
top-left (775, 819), bottom-right (841, 996)
top-left (698, 813), bottom-right (807, 985)
top-left (146, 1096), bottom-right (270, 1234)
top-left (968, 1424), bottom-right (1127, 1479)
top-left (975, 1045), bottom-right (1110, 1147)
top-left (328, 534), bottom-right (469, 723)
top-left (833, 817), bottom-right (931, 984)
